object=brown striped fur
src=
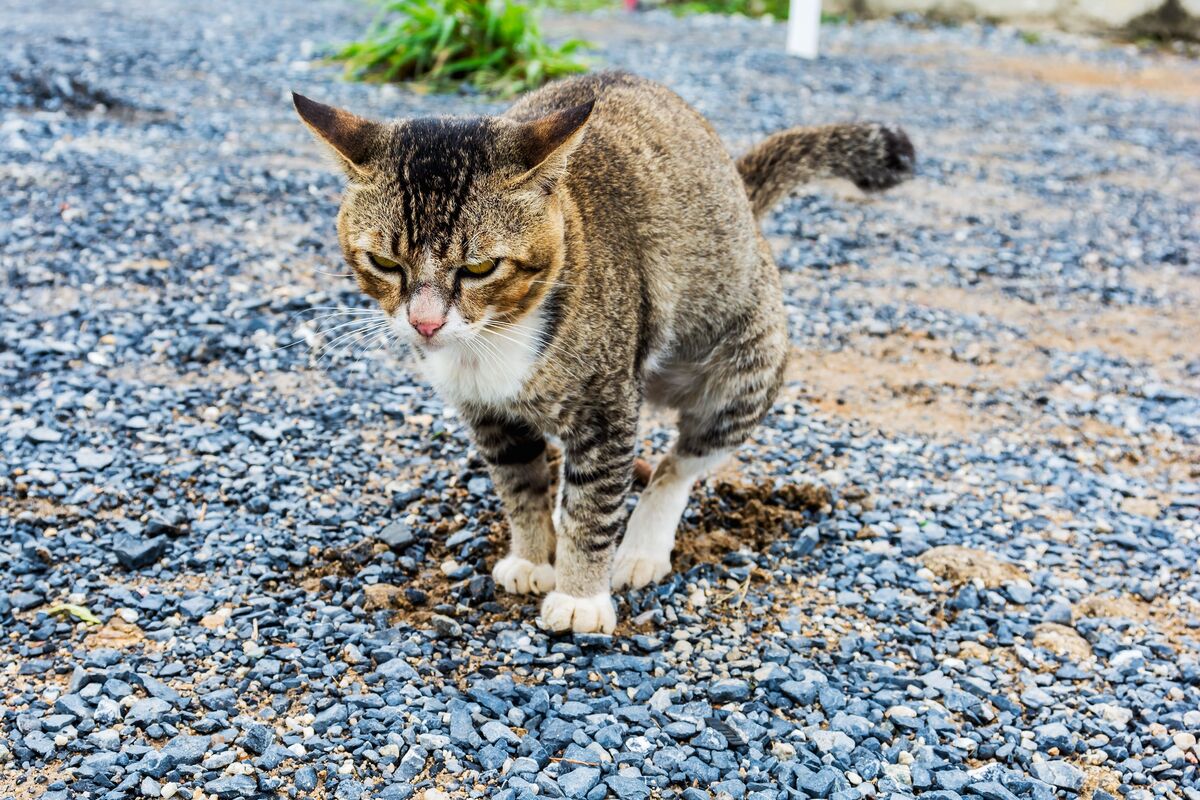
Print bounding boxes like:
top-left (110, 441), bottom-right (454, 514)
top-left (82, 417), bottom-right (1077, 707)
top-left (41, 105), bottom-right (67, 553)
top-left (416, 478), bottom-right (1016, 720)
top-left (294, 71), bottom-right (913, 633)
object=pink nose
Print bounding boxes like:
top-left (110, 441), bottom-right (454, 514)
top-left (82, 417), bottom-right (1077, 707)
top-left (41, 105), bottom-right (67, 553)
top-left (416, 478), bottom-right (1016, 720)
top-left (411, 318), bottom-right (444, 339)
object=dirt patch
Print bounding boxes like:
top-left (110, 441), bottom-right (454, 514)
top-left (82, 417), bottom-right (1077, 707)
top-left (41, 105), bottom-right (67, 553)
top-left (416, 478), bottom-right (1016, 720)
top-left (1118, 496), bottom-right (1163, 519)
top-left (1075, 594), bottom-right (1152, 621)
top-left (0, 762), bottom-right (71, 800)
top-left (968, 56), bottom-right (1200, 101)
top-left (296, 537), bottom-right (389, 594)
top-left (844, 277), bottom-right (1200, 376)
top-left (1032, 622), bottom-right (1093, 661)
top-left (86, 616), bottom-right (160, 650)
top-left (1075, 593), bottom-right (1200, 657)
top-left (919, 545), bottom-right (1028, 588)
top-left (362, 583), bottom-right (406, 611)
top-left (783, 337), bottom-right (1032, 438)
top-left (1081, 765), bottom-right (1122, 800)
top-left (674, 479), bottom-right (831, 570)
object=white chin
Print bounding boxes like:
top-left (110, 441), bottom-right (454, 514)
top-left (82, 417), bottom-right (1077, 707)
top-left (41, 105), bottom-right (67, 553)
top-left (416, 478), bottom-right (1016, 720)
top-left (415, 314), bottom-right (545, 407)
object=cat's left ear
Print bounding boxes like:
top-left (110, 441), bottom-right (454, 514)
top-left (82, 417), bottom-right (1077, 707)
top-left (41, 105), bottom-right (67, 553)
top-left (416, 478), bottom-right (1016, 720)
top-left (509, 99), bottom-right (595, 192)
top-left (292, 92), bottom-right (384, 179)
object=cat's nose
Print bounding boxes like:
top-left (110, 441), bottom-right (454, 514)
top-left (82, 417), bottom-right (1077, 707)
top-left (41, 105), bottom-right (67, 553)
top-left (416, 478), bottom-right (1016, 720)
top-left (412, 317), bottom-right (444, 339)
top-left (408, 284), bottom-right (447, 339)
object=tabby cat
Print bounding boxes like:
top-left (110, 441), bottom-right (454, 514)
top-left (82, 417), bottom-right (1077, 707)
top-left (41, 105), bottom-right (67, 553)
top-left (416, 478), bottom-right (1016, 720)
top-left (294, 71), bottom-right (913, 633)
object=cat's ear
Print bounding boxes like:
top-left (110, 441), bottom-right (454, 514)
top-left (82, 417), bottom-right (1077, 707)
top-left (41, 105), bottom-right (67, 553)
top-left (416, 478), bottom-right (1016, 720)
top-left (292, 92), bottom-right (384, 179)
top-left (509, 99), bottom-right (595, 192)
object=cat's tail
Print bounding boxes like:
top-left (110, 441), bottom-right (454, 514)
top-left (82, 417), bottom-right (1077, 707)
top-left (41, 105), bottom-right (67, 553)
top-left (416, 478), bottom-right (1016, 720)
top-left (737, 122), bottom-right (915, 218)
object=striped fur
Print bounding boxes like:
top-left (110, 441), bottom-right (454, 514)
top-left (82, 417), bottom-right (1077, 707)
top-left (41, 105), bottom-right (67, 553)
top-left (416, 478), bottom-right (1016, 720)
top-left (294, 71), bottom-right (913, 633)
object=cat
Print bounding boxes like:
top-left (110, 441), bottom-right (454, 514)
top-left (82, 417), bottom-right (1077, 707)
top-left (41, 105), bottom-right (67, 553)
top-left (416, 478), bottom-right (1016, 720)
top-left (293, 70), bottom-right (913, 634)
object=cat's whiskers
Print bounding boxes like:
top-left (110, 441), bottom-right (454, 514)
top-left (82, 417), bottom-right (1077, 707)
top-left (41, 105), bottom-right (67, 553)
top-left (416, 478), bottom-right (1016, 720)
top-left (344, 326), bottom-right (397, 373)
top-left (271, 308), bottom-right (384, 353)
top-left (487, 318), bottom-right (587, 373)
top-left (455, 321), bottom-right (507, 375)
top-left (282, 305), bottom-right (378, 329)
top-left (314, 319), bottom-right (393, 366)
top-left (314, 318), bottom-right (389, 354)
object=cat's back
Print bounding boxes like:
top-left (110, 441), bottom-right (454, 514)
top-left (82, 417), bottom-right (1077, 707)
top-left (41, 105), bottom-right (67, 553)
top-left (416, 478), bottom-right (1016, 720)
top-left (504, 71), bottom-right (755, 254)
top-left (504, 71), bottom-right (741, 200)
top-left (504, 70), bottom-right (696, 132)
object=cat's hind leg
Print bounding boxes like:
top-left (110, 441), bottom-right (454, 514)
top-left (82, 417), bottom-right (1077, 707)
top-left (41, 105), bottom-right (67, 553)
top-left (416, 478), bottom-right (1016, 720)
top-left (612, 450), bottom-right (729, 589)
top-left (614, 305), bottom-right (787, 591)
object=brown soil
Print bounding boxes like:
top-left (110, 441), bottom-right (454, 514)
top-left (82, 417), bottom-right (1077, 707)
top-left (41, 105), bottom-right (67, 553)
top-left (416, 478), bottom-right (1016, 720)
top-left (1075, 594), bottom-right (1152, 620)
top-left (1032, 622), bottom-right (1093, 660)
top-left (86, 616), bottom-right (161, 651)
top-left (0, 763), bottom-right (71, 800)
top-left (778, 265), bottom-right (1200, 482)
top-left (1081, 765), bottom-right (1122, 800)
top-left (969, 56), bottom-right (1200, 101)
top-left (783, 338), bottom-right (1029, 438)
top-left (674, 479), bottom-right (832, 571)
top-left (1075, 594), bottom-right (1200, 657)
top-left (919, 545), bottom-right (1028, 588)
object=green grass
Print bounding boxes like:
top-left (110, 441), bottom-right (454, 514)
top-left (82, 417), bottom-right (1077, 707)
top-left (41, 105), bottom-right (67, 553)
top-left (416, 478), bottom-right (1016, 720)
top-left (333, 0), bottom-right (591, 97)
top-left (662, 0), bottom-right (850, 21)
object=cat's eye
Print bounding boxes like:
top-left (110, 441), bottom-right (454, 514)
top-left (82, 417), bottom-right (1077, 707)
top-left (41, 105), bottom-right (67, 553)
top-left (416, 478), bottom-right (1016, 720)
top-left (368, 253), bottom-right (403, 271)
top-left (460, 259), bottom-right (497, 278)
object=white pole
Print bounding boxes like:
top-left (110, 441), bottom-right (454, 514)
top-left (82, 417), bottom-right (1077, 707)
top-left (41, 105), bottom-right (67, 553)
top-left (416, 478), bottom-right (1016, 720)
top-left (786, 0), bottom-right (822, 59)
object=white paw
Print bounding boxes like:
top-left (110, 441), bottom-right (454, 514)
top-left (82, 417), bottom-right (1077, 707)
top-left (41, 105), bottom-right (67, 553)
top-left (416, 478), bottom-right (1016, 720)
top-left (540, 591), bottom-right (616, 634)
top-left (492, 556), bottom-right (556, 595)
top-left (611, 548), bottom-right (672, 590)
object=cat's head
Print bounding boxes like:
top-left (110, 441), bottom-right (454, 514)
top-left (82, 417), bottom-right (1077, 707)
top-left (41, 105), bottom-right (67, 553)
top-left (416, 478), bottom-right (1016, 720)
top-left (293, 93), bottom-right (592, 355)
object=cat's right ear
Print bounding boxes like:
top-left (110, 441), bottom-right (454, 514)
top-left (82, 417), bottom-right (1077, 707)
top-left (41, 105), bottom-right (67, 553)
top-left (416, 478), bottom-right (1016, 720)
top-left (292, 92), bottom-right (383, 179)
top-left (508, 99), bottom-right (595, 193)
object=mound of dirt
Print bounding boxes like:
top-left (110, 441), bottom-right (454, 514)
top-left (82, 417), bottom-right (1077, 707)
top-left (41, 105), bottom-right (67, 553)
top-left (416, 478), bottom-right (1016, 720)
top-left (1075, 594), bottom-right (1150, 621)
top-left (1032, 622), bottom-right (1093, 660)
top-left (675, 479), bottom-right (831, 569)
top-left (919, 545), bottom-right (1027, 588)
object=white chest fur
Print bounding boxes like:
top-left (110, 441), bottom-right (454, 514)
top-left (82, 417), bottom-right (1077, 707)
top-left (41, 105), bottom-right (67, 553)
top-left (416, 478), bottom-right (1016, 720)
top-left (416, 314), bottom-right (543, 407)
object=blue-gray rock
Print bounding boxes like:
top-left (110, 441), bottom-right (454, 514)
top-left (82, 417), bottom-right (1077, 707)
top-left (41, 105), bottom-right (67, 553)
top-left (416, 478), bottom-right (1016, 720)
top-left (53, 694), bottom-right (90, 720)
top-left (800, 767), bottom-right (846, 798)
top-left (313, 704), bottom-right (349, 734)
top-left (113, 535), bottom-right (168, 569)
top-left (378, 785), bottom-right (414, 800)
top-left (335, 779), bottom-right (365, 800)
top-left (379, 520), bottom-right (415, 549)
top-left (606, 775), bottom-right (651, 800)
top-left (241, 723), bottom-right (274, 755)
top-left (966, 781), bottom-right (1020, 800)
top-left (709, 679), bottom-right (750, 703)
top-left (377, 658), bottom-right (420, 681)
top-left (1031, 760), bottom-right (1084, 791)
top-left (481, 720), bottom-right (521, 745)
top-left (179, 595), bottom-right (216, 619)
top-left (205, 775), bottom-right (258, 799)
top-left (162, 734), bottom-right (210, 765)
top-left (78, 751), bottom-right (121, 777)
top-left (126, 697), bottom-right (171, 727)
top-left (201, 689), bottom-right (237, 711)
top-left (559, 767), bottom-right (601, 798)
top-left (22, 731), bottom-right (54, 758)
top-left (713, 778), bottom-right (747, 799)
top-left (295, 767), bottom-right (318, 792)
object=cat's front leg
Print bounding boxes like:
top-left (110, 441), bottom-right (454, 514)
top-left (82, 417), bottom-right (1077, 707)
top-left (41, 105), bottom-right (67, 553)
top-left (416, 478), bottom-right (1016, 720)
top-left (540, 406), bottom-right (637, 634)
top-left (469, 412), bottom-right (557, 595)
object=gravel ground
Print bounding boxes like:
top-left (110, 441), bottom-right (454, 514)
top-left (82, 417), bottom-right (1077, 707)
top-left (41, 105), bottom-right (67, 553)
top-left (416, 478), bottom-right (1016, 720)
top-left (2, 2), bottom-right (1199, 800)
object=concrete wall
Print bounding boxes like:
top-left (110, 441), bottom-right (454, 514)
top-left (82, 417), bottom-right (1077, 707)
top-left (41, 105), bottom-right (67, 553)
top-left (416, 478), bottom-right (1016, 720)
top-left (826, 0), bottom-right (1200, 39)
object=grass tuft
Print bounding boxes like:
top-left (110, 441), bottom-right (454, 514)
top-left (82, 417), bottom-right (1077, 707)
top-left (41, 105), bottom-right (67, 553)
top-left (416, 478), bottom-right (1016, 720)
top-left (333, 0), bottom-right (590, 97)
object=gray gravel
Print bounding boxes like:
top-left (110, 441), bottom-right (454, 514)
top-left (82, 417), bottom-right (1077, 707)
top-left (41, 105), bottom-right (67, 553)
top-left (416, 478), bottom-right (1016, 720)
top-left (2, 2), bottom-right (1199, 800)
